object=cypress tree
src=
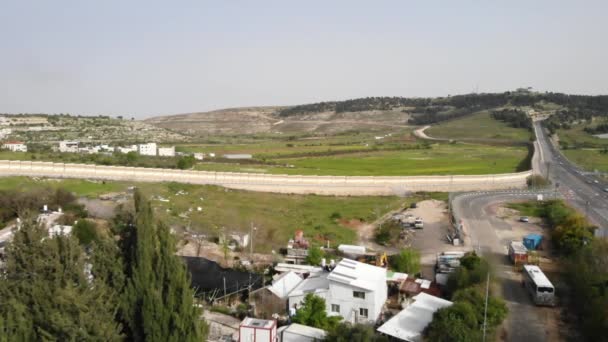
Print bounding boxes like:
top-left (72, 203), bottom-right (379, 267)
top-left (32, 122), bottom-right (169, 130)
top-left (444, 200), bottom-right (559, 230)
top-left (0, 220), bottom-right (122, 341)
top-left (119, 190), bottom-right (206, 341)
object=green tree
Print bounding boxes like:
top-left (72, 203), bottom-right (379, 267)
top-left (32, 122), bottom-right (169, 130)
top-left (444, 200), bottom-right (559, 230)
top-left (125, 151), bottom-right (138, 165)
top-left (177, 155), bottom-right (196, 170)
top-left (565, 239), bottom-right (608, 341)
top-left (0, 220), bottom-right (122, 340)
top-left (326, 322), bottom-right (388, 342)
top-left (426, 302), bottom-right (482, 342)
top-left (72, 219), bottom-right (99, 245)
top-left (119, 190), bottom-right (206, 341)
top-left (552, 213), bottom-right (593, 255)
top-left (292, 294), bottom-right (341, 330)
top-left (389, 248), bottom-right (421, 275)
top-left (305, 245), bottom-right (324, 266)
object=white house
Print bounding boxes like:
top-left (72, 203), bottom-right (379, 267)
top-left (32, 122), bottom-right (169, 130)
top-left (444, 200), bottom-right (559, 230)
top-left (2, 141), bottom-right (27, 152)
top-left (377, 292), bottom-right (453, 342)
top-left (49, 225), bottom-right (73, 237)
top-left (138, 143), bottom-right (157, 156)
top-left (158, 146), bottom-right (176, 157)
top-left (278, 323), bottom-right (326, 342)
top-left (59, 141), bottom-right (79, 153)
top-left (193, 152), bottom-right (205, 160)
top-left (288, 258), bottom-right (387, 324)
top-left (117, 145), bottom-right (138, 154)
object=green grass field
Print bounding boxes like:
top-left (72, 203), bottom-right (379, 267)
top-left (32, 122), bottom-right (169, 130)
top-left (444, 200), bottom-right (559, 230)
top-left (194, 143), bottom-right (529, 176)
top-left (562, 149), bottom-right (608, 173)
top-left (0, 176), bottom-right (433, 251)
top-left (557, 125), bottom-right (608, 149)
top-left (426, 111), bottom-right (532, 143)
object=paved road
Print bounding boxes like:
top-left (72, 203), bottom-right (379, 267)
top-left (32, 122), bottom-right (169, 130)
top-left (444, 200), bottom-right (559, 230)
top-left (453, 191), bottom-right (555, 342)
top-left (534, 121), bottom-right (608, 237)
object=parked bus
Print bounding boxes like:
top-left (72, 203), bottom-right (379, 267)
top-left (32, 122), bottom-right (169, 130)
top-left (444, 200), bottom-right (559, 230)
top-left (522, 265), bottom-right (555, 306)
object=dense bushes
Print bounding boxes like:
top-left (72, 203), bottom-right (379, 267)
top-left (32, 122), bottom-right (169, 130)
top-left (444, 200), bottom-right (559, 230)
top-left (0, 187), bottom-right (85, 226)
top-left (427, 254), bottom-right (507, 342)
top-left (491, 109), bottom-right (531, 129)
top-left (389, 248), bottom-right (421, 275)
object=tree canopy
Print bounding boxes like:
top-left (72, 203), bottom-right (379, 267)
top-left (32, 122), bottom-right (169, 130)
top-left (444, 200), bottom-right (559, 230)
top-left (292, 294), bottom-right (341, 330)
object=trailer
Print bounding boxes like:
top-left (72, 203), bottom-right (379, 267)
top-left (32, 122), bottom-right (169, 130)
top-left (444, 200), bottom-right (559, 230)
top-left (508, 241), bottom-right (528, 265)
top-left (523, 234), bottom-right (543, 250)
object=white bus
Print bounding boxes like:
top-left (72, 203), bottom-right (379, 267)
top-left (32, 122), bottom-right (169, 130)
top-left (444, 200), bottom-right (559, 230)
top-left (523, 265), bottom-right (555, 306)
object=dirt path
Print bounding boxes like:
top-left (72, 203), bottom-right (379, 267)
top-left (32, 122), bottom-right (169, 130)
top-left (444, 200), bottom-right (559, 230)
top-left (413, 125), bottom-right (447, 141)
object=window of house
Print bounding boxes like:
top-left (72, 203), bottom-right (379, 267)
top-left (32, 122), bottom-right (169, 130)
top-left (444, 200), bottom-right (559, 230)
top-left (331, 304), bottom-right (340, 313)
top-left (353, 291), bottom-right (365, 299)
top-left (359, 308), bottom-right (368, 317)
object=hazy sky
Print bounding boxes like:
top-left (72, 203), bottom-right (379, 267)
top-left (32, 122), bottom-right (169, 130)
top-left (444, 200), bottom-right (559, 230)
top-left (1, 1), bottom-right (607, 118)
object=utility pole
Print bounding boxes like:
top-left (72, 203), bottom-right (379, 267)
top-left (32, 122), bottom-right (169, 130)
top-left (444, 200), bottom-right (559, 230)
top-left (248, 222), bottom-right (256, 304)
top-left (482, 272), bottom-right (490, 342)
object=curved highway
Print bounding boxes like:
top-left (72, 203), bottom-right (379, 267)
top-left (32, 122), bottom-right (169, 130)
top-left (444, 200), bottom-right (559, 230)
top-left (534, 121), bottom-right (608, 237)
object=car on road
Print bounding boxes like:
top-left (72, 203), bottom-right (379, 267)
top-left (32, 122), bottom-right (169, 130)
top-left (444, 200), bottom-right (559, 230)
top-left (520, 216), bottom-right (529, 223)
top-left (594, 180), bottom-right (600, 184)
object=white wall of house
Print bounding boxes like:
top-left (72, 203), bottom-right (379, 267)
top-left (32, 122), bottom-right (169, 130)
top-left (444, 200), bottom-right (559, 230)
top-left (117, 145), bottom-right (138, 154)
top-left (59, 141), bottom-right (79, 153)
top-left (138, 143), bottom-right (157, 156)
top-left (158, 146), bottom-right (175, 157)
top-left (326, 282), bottom-right (384, 324)
top-left (2, 143), bottom-right (27, 152)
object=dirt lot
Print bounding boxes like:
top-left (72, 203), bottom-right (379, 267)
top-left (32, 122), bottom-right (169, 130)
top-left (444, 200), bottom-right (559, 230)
top-left (491, 203), bottom-right (566, 342)
top-left (356, 199), bottom-right (465, 278)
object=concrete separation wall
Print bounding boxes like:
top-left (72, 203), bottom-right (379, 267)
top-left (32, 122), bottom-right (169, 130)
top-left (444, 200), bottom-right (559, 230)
top-left (0, 160), bottom-right (532, 196)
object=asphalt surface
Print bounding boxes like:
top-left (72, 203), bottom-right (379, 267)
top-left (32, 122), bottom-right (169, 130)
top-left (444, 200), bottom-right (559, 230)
top-left (453, 191), bottom-right (555, 342)
top-left (534, 121), bottom-right (608, 237)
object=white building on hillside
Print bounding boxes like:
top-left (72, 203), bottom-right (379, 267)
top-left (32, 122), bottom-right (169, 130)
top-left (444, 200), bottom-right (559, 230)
top-left (117, 145), bottom-right (138, 154)
top-left (138, 143), bottom-right (157, 156)
top-left (59, 141), bottom-right (79, 153)
top-left (193, 153), bottom-right (205, 160)
top-left (158, 146), bottom-right (176, 157)
top-left (288, 258), bottom-right (387, 324)
top-left (2, 141), bottom-right (27, 152)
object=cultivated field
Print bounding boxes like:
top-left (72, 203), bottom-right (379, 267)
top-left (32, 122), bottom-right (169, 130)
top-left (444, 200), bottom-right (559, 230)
top-left (192, 143), bottom-right (529, 176)
top-left (426, 111), bottom-right (532, 143)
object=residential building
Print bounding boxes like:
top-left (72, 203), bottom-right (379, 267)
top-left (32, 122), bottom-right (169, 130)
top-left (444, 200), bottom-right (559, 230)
top-left (158, 146), bottom-right (176, 157)
top-left (251, 271), bottom-right (302, 319)
top-left (193, 152), bottom-right (205, 160)
top-left (325, 258), bottom-right (387, 323)
top-left (49, 225), bottom-right (73, 237)
top-left (278, 323), bottom-right (326, 342)
top-left (117, 145), bottom-right (138, 154)
top-left (2, 141), bottom-right (27, 152)
top-left (58, 141), bottom-right (79, 153)
top-left (377, 292), bottom-right (453, 342)
top-left (223, 153), bottom-right (252, 160)
top-left (239, 317), bottom-right (277, 342)
top-left (288, 258), bottom-right (388, 324)
top-left (138, 143), bottom-right (157, 156)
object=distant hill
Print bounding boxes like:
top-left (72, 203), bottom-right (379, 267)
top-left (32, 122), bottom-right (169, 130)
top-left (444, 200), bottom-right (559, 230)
top-left (144, 91), bottom-right (608, 136)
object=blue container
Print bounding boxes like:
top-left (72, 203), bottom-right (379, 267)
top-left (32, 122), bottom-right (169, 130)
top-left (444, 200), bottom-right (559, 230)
top-left (523, 234), bottom-right (542, 250)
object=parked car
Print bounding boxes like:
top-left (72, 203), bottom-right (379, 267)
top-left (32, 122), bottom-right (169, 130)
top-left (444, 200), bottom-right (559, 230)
top-left (520, 216), bottom-right (529, 223)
